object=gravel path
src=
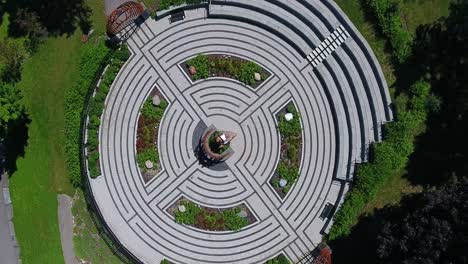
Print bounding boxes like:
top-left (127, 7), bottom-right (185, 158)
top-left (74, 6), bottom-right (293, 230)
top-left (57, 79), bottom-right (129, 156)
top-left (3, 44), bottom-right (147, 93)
top-left (58, 194), bottom-right (77, 264)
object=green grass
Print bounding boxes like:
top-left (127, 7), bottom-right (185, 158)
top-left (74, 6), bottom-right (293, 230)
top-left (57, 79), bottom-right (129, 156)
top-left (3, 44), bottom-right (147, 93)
top-left (335, 0), bottom-right (396, 88)
top-left (9, 32), bottom-right (81, 264)
top-left (7, 0), bottom-right (114, 263)
top-left (400, 0), bottom-right (452, 35)
top-left (72, 190), bottom-right (122, 264)
top-left (333, 0), bottom-right (451, 222)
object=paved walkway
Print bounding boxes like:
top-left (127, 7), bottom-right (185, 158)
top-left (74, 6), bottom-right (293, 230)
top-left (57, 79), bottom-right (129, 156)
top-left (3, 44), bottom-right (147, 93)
top-left (89, 1), bottom-right (393, 263)
top-left (0, 174), bottom-right (19, 264)
top-left (58, 194), bottom-right (77, 264)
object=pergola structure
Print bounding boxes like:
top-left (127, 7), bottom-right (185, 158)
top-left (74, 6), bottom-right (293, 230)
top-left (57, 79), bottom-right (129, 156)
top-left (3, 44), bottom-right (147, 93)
top-left (106, 1), bottom-right (145, 37)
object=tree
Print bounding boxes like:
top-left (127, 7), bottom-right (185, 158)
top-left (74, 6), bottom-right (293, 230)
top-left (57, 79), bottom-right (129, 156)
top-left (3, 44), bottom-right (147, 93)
top-left (0, 38), bottom-right (29, 82)
top-left (0, 82), bottom-right (25, 135)
top-left (10, 8), bottom-right (48, 52)
top-left (376, 179), bottom-right (468, 264)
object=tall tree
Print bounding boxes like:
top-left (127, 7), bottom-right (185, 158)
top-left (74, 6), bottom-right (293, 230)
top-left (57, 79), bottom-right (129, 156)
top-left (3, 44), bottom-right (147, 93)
top-left (376, 179), bottom-right (468, 264)
top-left (0, 38), bottom-right (28, 82)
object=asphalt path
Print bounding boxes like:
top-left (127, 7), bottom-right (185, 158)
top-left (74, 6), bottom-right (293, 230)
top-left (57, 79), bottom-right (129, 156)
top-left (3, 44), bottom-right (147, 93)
top-left (0, 174), bottom-right (19, 264)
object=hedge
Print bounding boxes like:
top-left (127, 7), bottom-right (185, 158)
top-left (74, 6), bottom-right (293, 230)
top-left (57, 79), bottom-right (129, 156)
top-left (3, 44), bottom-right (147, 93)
top-left (366, 0), bottom-right (413, 63)
top-left (65, 41), bottom-right (111, 187)
top-left (86, 46), bottom-right (131, 178)
top-left (158, 0), bottom-right (205, 10)
top-left (327, 80), bottom-right (431, 240)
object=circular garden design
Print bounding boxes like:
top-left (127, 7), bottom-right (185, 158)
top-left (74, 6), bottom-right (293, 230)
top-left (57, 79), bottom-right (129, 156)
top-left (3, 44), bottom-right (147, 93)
top-left (86, 1), bottom-right (393, 263)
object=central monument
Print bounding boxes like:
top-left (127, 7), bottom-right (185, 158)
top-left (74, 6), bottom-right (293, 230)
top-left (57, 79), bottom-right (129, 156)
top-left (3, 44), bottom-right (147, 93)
top-left (199, 125), bottom-right (237, 165)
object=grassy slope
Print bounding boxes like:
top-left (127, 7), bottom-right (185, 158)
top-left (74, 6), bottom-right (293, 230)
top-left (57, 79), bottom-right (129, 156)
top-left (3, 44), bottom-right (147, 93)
top-left (9, 33), bottom-right (81, 263)
top-left (334, 0), bottom-right (451, 216)
top-left (8, 0), bottom-right (108, 263)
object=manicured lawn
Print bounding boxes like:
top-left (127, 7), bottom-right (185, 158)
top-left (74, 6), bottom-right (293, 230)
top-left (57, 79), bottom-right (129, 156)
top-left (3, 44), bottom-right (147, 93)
top-left (9, 32), bottom-right (81, 264)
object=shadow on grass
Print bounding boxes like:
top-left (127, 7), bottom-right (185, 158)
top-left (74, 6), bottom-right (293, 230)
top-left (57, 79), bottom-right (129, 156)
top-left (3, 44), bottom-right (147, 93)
top-left (4, 113), bottom-right (30, 176)
top-left (1, 0), bottom-right (92, 36)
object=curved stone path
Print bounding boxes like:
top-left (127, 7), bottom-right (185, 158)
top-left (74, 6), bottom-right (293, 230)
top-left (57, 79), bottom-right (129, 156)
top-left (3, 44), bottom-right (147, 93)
top-left (90, 1), bottom-right (392, 263)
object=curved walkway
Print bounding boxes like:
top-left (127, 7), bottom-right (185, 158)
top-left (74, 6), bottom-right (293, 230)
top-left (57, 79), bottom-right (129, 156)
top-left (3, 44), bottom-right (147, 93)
top-left (89, 2), bottom-right (392, 263)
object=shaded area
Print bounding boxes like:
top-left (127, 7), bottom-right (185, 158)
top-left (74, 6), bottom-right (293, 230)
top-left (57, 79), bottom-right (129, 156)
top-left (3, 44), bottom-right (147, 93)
top-left (3, 114), bottom-right (30, 176)
top-left (330, 179), bottom-right (468, 264)
top-left (1, 0), bottom-right (92, 36)
top-left (403, 0), bottom-right (468, 186)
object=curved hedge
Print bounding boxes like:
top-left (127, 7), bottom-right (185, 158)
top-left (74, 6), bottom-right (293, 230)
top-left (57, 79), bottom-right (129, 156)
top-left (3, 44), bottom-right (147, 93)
top-left (328, 81), bottom-right (431, 240)
top-left (65, 42), bottom-right (111, 187)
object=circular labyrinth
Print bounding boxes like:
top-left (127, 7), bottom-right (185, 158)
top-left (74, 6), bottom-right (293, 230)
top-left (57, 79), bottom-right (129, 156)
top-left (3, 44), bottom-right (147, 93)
top-left (90, 1), bottom-right (392, 263)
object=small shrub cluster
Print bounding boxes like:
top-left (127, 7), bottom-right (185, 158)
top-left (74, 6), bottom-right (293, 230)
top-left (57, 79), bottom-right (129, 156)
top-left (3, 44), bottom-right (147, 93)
top-left (366, 0), bottom-right (413, 63)
top-left (86, 46), bottom-right (131, 178)
top-left (265, 254), bottom-right (290, 264)
top-left (136, 97), bottom-right (167, 173)
top-left (158, 0), bottom-right (205, 10)
top-left (272, 103), bottom-right (302, 195)
top-left (328, 80), bottom-right (432, 240)
top-left (174, 200), bottom-right (248, 231)
top-left (65, 41), bottom-right (111, 187)
top-left (187, 54), bottom-right (266, 86)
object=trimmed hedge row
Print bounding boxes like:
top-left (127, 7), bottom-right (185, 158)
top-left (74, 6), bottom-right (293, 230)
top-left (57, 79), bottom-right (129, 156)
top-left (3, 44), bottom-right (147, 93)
top-left (328, 80), bottom-right (431, 240)
top-left (86, 47), bottom-right (131, 178)
top-left (366, 0), bottom-right (413, 63)
top-left (158, 0), bottom-right (204, 10)
top-left (65, 42), bottom-right (111, 187)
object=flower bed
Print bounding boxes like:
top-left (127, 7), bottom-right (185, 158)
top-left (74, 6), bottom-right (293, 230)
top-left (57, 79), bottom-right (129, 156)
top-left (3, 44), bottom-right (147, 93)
top-left (270, 102), bottom-right (302, 197)
top-left (136, 90), bottom-right (167, 182)
top-left (86, 46), bottom-right (131, 178)
top-left (182, 54), bottom-right (270, 88)
top-left (168, 198), bottom-right (256, 231)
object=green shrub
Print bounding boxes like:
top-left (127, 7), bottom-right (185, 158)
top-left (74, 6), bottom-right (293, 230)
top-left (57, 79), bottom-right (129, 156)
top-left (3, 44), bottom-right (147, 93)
top-left (187, 54), bottom-right (209, 79)
top-left (286, 103), bottom-right (296, 114)
top-left (328, 80), bottom-right (432, 240)
top-left (64, 41), bottom-right (110, 187)
top-left (175, 201), bottom-right (201, 225)
top-left (114, 45), bottom-right (131, 61)
top-left (278, 112), bottom-right (302, 137)
top-left (161, 259), bottom-right (171, 264)
top-left (137, 148), bottom-right (158, 169)
top-left (366, 0), bottom-right (413, 63)
top-left (222, 208), bottom-right (248, 231)
top-left (158, 0), bottom-right (205, 10)
top-left (236, 61), bottom-right (261, 85)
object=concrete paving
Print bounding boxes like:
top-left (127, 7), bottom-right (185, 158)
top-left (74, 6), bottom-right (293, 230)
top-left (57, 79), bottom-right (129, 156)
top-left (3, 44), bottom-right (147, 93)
top-left (0, 175), bottom-right (19, 264)
top-left (88, 1), bottom-right (393, 263)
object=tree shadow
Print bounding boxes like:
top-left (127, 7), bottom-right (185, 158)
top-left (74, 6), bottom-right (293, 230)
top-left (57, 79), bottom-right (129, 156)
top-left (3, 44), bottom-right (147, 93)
top-left (403, 1), bottom-right (468, 186)
top-left (4, 113), bottom-right (30, 176)
top-left (2, 0), bottom-right (93, 36)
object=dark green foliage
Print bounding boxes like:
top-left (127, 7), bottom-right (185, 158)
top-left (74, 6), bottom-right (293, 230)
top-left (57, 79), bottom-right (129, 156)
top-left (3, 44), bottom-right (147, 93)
top-left (174, 200), bottom-right (202, 225)
top-left (113, 45), bottom-right (131, 61)
top-left (64, 42), bottom-right (110, 186)
top-left (286, 103), bottom-right (296, 114)
top-left (158, 0), bottom-right (205, 10)
top-left (366, 0), bottom-right (413, 63)
top-left (136, 97), bottom-right (167, 172)
top-left (160, 259), bottom-right (171, 264)
top-left (0, 82), bottom-right (25, 134)
top-left (222, 207), bottom-right (248, 231)
top-left (0, 38), bottom-right (29, 83)
top-left (236, 61), bottom-right (261, 85)
top-left (174, 200), bottom-right (248, 231)
top-left (10, 8), bottom-right (48, 52)
top-left (265, 254), bottom-right (290, 264)
top-left (187, 54), bottom-right (265, 86)
top-left (187, 54), bottom-right (209, 79)
top-left (328, 80), bottom-right (432, 240)
top-left (278, 111), bottom-right (301, 137)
